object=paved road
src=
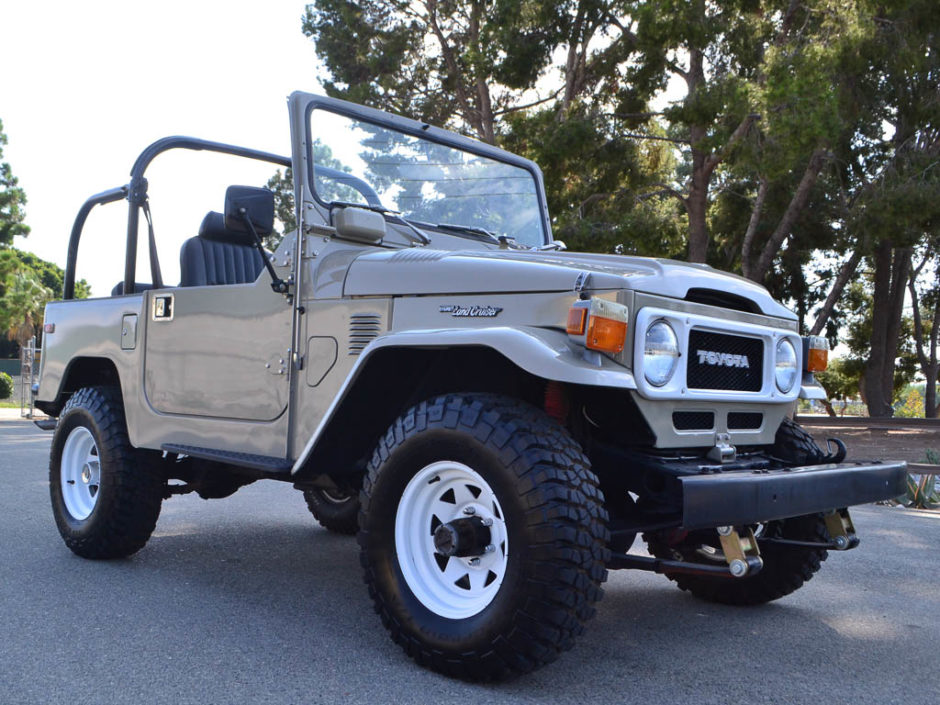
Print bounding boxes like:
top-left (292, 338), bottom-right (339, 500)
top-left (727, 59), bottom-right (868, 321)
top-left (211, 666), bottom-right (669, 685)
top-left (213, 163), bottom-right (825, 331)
top-left (2, 418), bottom-right (938, 705)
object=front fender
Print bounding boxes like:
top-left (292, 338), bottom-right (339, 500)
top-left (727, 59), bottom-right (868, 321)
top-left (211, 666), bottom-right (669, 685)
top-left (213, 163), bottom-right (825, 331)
top-left (291, 326), bottom-right (635, 474)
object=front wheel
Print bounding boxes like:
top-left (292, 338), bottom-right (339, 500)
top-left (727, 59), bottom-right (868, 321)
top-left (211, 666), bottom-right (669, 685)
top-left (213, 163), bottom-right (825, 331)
top-left (49, 386), bottom-right (165, 559)
top-left (359, 394), bottom-right (609, 680)
top-left (645, 514), bottom-right (830, 605)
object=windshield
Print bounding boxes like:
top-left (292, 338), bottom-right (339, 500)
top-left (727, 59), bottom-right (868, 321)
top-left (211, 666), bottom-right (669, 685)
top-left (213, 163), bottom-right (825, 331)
top-left (309, 109), bottom-right (546, 247)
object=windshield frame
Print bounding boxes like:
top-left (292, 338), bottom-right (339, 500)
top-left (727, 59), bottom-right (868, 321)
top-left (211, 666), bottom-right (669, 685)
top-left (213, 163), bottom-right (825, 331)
top-left (301, 94), bottom-right (552, 247)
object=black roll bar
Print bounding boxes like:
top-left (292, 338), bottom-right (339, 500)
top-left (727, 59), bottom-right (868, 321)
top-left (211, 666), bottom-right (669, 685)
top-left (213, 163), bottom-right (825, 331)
top-left (122, 137), bottom-right (292, 296)
top-left (63, 135), bottom-right (383, 299)
top-left (63, 186), bottom-right (127, 299)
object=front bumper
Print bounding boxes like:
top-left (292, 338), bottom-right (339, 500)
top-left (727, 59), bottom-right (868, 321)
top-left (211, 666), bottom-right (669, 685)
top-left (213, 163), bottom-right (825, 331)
top-left (680, 461), bottom-right (907, 530)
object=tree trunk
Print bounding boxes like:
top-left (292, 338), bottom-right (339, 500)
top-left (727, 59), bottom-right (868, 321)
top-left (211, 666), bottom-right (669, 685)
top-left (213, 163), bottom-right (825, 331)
top-left (926, 365), bottom-right (938, 418)
top-left (740, 178), bottom-right (768, 278)
top-left (686, 161), bottom-right (709, 263)
top-left (749, 149), bottom-right (827, 282)
top-left (809, 249), bottom-right (862, 336)
top-left (864, 242), bottom-right (912, 417)
top-left (685, 42), bottom-right (709, 264)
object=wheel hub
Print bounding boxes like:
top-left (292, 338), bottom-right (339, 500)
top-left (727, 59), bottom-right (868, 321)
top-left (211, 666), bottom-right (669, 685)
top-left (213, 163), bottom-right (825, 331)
top-left (433, 516), bottom-right (492, 557)
top-left (60, 425), bottom-right (101, 521)
top-left (395, 460), bottom-right (510, 619)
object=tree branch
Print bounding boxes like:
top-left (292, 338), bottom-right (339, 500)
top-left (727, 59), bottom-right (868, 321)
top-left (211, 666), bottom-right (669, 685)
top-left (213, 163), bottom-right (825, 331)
top-left (615, 130), bottom-right (691, 145)
top-left (740, 178), bottom-right (768, 279)
top-left (750, 148), bottom-right (829, 282)
top-left (809, 249), bottom-right (862, 336)
top-left (908, 265), bottom-right (931, 370)
top-left (645, 182), bottom-right (688, 206)
top-left (492, 88), bottom-right (563, 116)
top-left (703, 113), bottom-right (760, 177)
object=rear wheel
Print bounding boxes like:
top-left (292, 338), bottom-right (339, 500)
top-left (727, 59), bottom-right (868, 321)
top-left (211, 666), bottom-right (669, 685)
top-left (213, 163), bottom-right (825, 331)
top-left (359, 393), bottom-right (609, 680)
top-left (50, 386), bottom-right (165, 559)
top-left (303, 487), bottom-right (359, 535)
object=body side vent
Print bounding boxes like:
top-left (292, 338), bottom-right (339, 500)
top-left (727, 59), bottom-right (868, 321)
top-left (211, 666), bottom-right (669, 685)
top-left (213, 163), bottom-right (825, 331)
top-left (348, 313), bottom-right (382, 355)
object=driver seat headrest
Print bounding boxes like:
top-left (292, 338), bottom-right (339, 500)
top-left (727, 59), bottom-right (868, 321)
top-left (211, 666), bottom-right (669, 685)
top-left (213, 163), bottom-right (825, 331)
top-left (199, 211), bottom-right (255, 247)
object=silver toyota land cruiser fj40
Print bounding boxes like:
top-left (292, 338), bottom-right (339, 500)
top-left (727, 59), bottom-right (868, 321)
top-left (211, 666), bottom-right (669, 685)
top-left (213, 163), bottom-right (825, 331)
top-left (35, 93), bottom-right (907, 680)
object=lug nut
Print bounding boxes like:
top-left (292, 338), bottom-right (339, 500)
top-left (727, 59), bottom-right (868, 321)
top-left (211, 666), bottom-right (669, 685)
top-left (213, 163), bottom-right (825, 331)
top-left (463, 506), bottom-right (476, 515)
top-left (484, 544), bottom-right (495, 554)
top-left (468, 557), bottom-right (481, 566)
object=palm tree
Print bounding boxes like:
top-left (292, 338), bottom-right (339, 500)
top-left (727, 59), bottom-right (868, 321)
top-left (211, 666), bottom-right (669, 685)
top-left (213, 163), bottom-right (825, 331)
top-left (1, 271), bottom-right (52, 346)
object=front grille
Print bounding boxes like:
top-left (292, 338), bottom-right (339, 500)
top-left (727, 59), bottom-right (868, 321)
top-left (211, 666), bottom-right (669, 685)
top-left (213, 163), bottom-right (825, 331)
top-left (687, 330), bottom-right (763, 392)
top-left (673, 411), bottom-right (715, 431)
top-left (728, 412), bottom-right (763, 430)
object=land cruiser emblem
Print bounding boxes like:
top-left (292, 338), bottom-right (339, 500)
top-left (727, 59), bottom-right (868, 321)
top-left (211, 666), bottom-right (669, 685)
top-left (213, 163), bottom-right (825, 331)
top-left (696, 349), bottom-right (750, 369)
top-left (440, 304), bottom-right (503, 318)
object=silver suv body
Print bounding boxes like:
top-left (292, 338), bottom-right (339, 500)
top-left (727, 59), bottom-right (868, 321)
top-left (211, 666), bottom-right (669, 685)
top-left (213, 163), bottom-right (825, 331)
top-left (36, 93), bottom-right (906, 680)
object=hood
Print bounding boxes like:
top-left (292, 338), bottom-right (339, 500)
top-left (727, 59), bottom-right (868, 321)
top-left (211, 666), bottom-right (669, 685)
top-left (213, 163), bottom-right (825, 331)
top-left (343, 248), bottom-right (795, 320)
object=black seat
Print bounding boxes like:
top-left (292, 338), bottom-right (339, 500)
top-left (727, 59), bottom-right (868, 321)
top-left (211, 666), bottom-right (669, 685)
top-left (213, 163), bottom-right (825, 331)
top-left (179, 212), bottom-right (265, 287)
top-left (111, 281), bottom-right (154, 296)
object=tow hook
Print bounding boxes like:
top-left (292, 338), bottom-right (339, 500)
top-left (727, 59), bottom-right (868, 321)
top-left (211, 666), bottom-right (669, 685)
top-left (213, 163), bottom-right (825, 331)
top-left (821, 437), bottom-right (848, 463)
top-left (716, 525), bottom-right (763, 578)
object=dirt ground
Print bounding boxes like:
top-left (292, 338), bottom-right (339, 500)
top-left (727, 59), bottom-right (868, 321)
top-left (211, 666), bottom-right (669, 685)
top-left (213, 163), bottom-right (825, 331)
top-left (802, 422), bottom-right (940, 465)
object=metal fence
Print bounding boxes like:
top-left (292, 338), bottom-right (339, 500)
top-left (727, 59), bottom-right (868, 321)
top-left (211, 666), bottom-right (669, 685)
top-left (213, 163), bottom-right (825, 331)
top-left (19, 337), bottom-right (40, 419)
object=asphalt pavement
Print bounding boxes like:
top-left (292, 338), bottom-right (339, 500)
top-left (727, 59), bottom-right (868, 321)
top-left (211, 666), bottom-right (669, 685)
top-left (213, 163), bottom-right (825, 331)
top-left (1, 417), bottom-right (938, 705)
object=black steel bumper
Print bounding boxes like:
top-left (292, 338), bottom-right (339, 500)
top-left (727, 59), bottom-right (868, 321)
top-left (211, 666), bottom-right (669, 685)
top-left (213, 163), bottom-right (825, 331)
top-left (680, 461), bottom-right (908, 530)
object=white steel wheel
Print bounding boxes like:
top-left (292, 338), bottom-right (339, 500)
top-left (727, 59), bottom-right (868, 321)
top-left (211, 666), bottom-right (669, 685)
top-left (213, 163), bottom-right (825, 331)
top-left (395, 460), bottom-right (509, 619)
top-left (60, 426), bottom-right (101, 521)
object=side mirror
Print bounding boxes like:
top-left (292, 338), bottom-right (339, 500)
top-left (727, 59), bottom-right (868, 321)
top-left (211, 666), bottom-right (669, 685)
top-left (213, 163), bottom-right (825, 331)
top-left (333, 206), bottom-right (386, 244)
top-left (224, 186), bottom-right (275, 235)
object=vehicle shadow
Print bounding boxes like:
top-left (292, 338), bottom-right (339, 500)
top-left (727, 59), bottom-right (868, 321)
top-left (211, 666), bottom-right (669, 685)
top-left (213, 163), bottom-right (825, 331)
top-left (96, 510), bottom-right (929, 705)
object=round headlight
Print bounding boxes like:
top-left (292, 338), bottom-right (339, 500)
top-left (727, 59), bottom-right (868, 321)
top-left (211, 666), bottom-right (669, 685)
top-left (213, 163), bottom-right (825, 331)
top-left (644, 321), bottom-right (680, 387)
top-left (775, 338), bottom-right (798, 393)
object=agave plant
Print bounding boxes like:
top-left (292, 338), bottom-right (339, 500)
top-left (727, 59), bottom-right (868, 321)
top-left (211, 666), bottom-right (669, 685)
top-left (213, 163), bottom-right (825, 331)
top-left (905, 449), bottom-right (940, 509)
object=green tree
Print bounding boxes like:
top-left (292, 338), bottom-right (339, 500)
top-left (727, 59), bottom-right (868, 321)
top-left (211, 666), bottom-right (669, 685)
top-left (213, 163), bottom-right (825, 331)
top-left (0, 249), bottom-right (89, 358)
top-left (265, 142), bottom-right (361, 249)
top-left (0, 271), bottom-right (52, 347)
top-left (0, 118), bottom-right (30, 246)
top-left (303, 1), bottom-right (683, 253)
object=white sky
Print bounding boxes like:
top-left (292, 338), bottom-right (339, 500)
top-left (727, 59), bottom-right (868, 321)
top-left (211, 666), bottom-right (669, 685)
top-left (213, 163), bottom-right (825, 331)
top-left (1, 0), bottom-right (322, 296)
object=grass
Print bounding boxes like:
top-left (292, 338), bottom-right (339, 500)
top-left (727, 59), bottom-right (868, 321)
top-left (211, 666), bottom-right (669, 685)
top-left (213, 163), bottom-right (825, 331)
top-left (0, 400), bottom-right (22, 408)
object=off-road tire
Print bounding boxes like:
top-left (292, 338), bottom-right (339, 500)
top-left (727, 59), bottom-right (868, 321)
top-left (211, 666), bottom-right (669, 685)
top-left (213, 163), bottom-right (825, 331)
top-left (303, 488), bottom-right (359, 535)
top-left (358, 393), bottom-right (609, 680)
top-left (49, 386), bottom-right (165, 559)
top-left (644, 419), bottom-right (830, 605)
top-left (772, 417), bottom-right (826, 465)
top-left (645, 514), bottom-right (829, 605)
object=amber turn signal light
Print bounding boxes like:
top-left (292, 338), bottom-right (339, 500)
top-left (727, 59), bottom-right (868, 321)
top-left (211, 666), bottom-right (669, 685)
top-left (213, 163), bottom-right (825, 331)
top-left (568, 298), bottom-right (629, 354)
top-left (566, 307), bottom-right (587, 336)
top-left (587, 315), bottom-right (627, 354)
top-left (804, 336), bottom-right (829, 372)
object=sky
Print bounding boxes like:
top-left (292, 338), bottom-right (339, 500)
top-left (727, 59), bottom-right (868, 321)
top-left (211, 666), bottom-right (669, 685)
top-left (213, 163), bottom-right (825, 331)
top-left (1, 0), bottom-right (323, 296)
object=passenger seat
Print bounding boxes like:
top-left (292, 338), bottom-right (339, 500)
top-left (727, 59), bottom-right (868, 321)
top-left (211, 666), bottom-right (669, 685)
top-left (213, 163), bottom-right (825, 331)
top-left (179, 211), bottom-right (266, 287)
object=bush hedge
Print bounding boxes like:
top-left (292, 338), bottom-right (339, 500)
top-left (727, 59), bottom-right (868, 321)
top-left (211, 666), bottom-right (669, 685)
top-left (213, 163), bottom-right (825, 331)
top-left (0, 372), bottom-right (13, 400)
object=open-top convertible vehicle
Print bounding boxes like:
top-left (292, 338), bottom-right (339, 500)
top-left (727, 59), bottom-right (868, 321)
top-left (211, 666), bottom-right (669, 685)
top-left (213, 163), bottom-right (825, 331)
top-left (35, 92), bottom-right (907, 680)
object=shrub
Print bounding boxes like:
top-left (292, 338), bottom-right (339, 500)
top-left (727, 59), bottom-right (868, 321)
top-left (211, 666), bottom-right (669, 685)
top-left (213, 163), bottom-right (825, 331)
top-left (903, 448), bottom-right (940, 510)
top-left (0, 372), bottom-right (13, 400)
